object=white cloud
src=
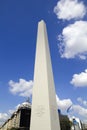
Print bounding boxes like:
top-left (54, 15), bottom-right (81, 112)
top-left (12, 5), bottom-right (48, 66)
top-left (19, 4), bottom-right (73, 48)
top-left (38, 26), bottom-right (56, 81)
top-left (73, 105), bottom-right (87, 118)
top-left (0, 103), bottom-right (26, 125)
top-left (56, 95), bottom-right (87, 120)
top-left (70, 69), bottom-right (87, 87)
top-left (56, 95), bottom-right (72, 112)
top-left (9, 79), bottom-right (33, 97)
top-left (58, 21), bottom-right (87, 59)
top-left (54, 0), bottom-right (86, 20)
top-left (77, 97), bottom-right (87, 106)
top-left (8, 109), bottom-right (15, 115)
top-left (1, 95), bottom-right (87, 126)
top-left (15, 104), bottom-right (21, 109)
top-left (0, 113), bottom-right (9, 125)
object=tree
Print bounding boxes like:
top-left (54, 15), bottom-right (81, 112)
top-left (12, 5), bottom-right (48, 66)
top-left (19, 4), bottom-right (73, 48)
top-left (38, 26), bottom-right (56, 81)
top-left (59, 115), bottom-right (72, 130)
top-left (8, 127), bottom-right (19, 130)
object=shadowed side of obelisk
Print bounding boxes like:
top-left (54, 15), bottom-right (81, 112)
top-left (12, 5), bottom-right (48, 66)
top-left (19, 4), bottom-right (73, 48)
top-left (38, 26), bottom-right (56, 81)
top-left (30, 20), bottom-right (60, 130)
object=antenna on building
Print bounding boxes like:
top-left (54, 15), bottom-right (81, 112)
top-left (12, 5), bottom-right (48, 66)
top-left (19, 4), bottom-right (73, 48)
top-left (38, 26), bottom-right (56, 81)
top-left (26, 97), bottom-right (30, 103)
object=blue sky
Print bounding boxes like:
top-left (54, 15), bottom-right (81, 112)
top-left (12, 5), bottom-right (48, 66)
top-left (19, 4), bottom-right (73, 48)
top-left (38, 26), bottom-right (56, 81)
top-left (0, 0), bottom-right (87, 125)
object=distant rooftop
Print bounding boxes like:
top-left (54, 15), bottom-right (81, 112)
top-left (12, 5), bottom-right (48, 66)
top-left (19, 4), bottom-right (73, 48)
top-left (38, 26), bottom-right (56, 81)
top-left (18, 101), bottom-right (31, 110)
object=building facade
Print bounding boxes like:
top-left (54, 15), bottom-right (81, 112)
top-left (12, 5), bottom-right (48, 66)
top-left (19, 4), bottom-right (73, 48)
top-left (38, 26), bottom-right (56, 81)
top-left (0, 102), bottom-right (31, 130)
top-left (0, 101), bottom-right (72, 130)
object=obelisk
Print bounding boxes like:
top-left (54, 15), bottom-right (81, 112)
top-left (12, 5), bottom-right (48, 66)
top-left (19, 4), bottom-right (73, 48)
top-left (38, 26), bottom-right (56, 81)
top-left (30, 20), bottom-right (60, 130)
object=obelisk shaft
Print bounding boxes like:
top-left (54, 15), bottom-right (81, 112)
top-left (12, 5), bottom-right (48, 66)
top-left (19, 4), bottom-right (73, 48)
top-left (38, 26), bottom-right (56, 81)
top-left (30, 20), bottom-right (60, 130)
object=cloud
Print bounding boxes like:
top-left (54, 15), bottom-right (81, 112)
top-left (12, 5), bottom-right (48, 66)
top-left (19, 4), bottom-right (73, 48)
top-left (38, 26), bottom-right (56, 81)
top-left (58, 21), bottom-right (87, 59)
top-left (8, 104), bottom-right (22, 116)
top-left (1, 95), bottom-right (87, 125)
top-left (0, 113), bottom-right (9, 125)
top-left (56, 95), bottom-right (72, 112)
top-left (8, 109), bottom-right (15, 115)
top-left (73, 105), bottom-right (87, 118)
top-left (0, 103), bottom-right (28, 125)
top-left (7, 78), bottom-right (87, 123)
top-left (56, 95), bottom-right (87, 120)
top-left (9, 79), bottom-right (33, 97)
top-left (77, 97), bottom-right (87, 106)
top-left (54, 0), bottom-right (86, 20)
top-left (70, 69), bottom-right (87, 87)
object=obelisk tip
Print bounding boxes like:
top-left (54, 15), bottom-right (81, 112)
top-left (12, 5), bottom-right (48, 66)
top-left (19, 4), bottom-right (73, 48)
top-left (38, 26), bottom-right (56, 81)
top-left (38, 20), bottom-right (45, 24)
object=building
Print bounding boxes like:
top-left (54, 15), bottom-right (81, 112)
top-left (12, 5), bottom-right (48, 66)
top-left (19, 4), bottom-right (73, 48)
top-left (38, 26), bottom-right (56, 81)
top-left (58, 110), bottom-right (71, 130)
top-left (0, 101), bottom-right (31, 130)
top-left (70, 117), bottom-right (83, 130)
top-left (0, 101), bottom-right (72, 130)
top-left (82, 122), bottom-right (87, 130)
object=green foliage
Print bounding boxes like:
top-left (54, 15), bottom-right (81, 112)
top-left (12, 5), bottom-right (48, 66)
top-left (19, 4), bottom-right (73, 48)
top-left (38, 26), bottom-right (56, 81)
top-left (8, 127), bottom-right (19, 130)
top-left (59, 115), bottom-right (72, 130)
top-left (8, 127), bottom-right (27, 130)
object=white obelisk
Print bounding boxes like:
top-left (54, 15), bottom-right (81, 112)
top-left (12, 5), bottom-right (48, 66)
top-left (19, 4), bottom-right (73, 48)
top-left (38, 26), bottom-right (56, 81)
top-left (30, 20), bottom-right (60, 130)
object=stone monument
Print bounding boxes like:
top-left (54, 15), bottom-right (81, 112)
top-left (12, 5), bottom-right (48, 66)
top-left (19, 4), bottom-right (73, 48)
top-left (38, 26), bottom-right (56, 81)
top-left (30, 20), bottom-right (60, 130)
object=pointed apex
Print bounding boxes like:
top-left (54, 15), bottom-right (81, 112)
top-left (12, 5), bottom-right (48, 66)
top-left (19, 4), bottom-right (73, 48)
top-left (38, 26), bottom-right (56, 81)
top-left (30, 20), bottom-right (60, 130)
top-left (38, 20), bottom-right (45, 25)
